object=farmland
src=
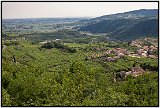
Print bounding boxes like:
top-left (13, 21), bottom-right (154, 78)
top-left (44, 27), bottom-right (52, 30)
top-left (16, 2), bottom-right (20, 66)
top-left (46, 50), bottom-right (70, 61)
top-left (2, 9), bottom-right (159, 106)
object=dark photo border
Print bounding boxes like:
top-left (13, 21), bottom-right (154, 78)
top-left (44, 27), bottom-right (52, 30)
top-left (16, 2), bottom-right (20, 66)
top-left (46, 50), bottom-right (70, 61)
top-left (1, 1), bottom-right (159, 107)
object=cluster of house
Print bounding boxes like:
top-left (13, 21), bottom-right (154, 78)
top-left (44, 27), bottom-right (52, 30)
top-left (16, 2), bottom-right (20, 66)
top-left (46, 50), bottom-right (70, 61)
top-left (114, 66), bottom-right (145, 82)
top-left (39, 39), bottom-right (61, 44)
top-left (136, 45), bottom-right (158, 58)
top-left (106, 48), bottom-right (128, 56)
top-left (130, 40), bottom-right (143, 47)
top-left (130, 38), bottom-right (158, 58)
top-left (127, 45), bottom-right (158, 59)
top-left (106, 46), bottom-right (158, 59)
top-left (86, 48), bottom-right (128, 61)
top-left (87, 45), bottom-right (158, 61)
top-left (126, 67), bottom-right (145, 77)
top-left (144, 38), bottom-right (158, 44)
top-left (87, 48), bottom-right (128, 60)
top-left (130, 38), bottom-right (158, 47)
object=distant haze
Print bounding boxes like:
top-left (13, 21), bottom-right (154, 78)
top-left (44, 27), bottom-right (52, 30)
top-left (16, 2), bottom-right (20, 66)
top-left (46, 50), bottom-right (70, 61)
top-left (2, 2), bottom-right (158, 19)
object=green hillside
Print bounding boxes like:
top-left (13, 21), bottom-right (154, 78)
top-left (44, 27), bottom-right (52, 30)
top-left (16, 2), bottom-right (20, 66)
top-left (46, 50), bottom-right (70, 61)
top-left (2, 39), bottom-right (158, 106)
top-left (79, 9), bottom-right (158, 40)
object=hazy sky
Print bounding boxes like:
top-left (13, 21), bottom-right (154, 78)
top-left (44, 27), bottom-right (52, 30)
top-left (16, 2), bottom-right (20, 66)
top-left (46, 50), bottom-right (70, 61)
top-left (2, 2), bottom-right (158, 19)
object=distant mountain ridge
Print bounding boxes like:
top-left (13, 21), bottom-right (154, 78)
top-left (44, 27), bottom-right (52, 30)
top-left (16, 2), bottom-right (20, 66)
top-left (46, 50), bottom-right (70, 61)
top-left (79, 9), bottom-right (158, 40)
top-left (93, 9), bottom-right (158, 20)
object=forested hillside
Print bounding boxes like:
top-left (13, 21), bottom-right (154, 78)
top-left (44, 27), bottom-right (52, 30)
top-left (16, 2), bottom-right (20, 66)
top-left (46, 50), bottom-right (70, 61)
top-left (79, 9), bottom-right (158, 40)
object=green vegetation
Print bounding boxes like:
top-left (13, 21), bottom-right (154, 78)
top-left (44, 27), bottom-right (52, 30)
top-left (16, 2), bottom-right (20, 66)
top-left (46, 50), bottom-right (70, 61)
top-left (79, 9), bottom-right (158, 41)
top-left (2, 39), bottom-right (158, 106)
top-left (2, 10), bottom-right (158, 106)
top-left (16, 29), bottom-right (89, 42)
top-left (3, 40), bottom-right (19, 46)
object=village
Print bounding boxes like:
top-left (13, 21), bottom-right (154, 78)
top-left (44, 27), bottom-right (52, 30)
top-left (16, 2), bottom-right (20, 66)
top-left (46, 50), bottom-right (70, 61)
top-left (85, 39), bottom-right (158, 81)
top-left (87, 44), bottom-right (158, 61)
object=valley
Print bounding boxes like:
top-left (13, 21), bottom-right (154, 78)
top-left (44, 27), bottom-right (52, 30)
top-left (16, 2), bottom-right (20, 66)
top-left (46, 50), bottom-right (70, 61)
top-left (2, 9), bottom-right (159, 106)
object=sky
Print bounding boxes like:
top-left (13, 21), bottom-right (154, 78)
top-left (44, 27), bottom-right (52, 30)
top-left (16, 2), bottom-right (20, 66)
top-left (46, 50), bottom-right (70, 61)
top-left (2, 2), bottom-right (158, 19)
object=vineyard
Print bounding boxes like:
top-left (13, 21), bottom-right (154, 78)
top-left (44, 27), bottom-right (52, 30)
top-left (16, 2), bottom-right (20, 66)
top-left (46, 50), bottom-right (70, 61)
top-left (2, 39), bottom-right (158, 106)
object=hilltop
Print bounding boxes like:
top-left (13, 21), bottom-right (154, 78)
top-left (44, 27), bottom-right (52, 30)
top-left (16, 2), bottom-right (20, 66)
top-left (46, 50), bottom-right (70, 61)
top-left (79, 9), bottom-right (158, 40)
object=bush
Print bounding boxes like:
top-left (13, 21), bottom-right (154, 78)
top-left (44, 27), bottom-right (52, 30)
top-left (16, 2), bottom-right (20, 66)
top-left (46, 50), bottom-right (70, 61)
top-left (2, 88), bottom-right (11, 106)
top-left (4, 41), bottom-right (19, 46)
top-left (41, 41), bottom-right (77, 53)
top-left (41, 42), bottom-right (54, 49)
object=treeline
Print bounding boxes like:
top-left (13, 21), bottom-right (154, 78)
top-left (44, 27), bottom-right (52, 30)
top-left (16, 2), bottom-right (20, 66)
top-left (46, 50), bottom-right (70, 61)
top-left (18, 30), bottom-right (89, 42)
top-left (3, 41), bottom-right (19, 46)
top-left (41, 41), bottom-right (77, 53)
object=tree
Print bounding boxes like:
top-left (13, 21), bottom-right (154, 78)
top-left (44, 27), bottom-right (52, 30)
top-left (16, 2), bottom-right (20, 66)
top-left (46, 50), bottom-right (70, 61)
top-left (2, 88), bottom-right (11, 106)
top-left (41, 42), bottom-right (54, 49)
